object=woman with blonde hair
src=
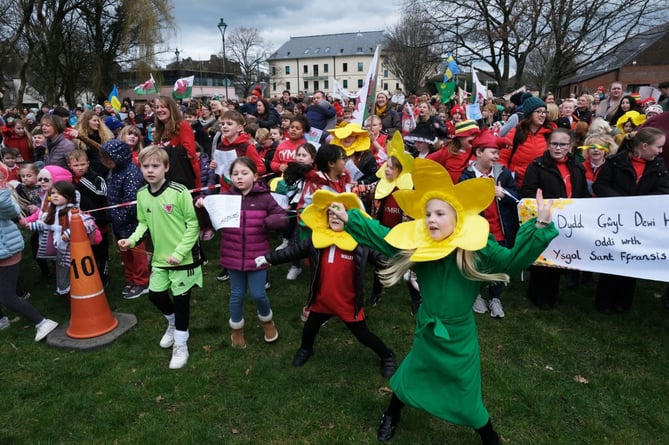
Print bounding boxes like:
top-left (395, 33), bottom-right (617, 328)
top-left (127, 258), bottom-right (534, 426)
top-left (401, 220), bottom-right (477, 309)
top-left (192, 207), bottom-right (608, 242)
top-left (69, 109), bottom-right (115, 176)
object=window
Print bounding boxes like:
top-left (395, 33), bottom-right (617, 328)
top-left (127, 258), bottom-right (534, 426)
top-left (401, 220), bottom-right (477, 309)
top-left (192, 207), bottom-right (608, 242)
top-left (272, 66), bottom-right (276, 75)
top-left (357, 47), bottom-right (363, 53)
top-left (358, 79), bottom-right (363, 88)
top-left (285, 66), bottom-right (290, 75)
top-left (324, 80), bottom-right (329, 89)
top-left (383, 69), bottom-right (388, 78)
top-left (286, 81), bottom-right (291, 91)
top-left (303, 65), bottom-right (308, 74)
top-left (314, 81), bottom-right (319, 91)
top-left (325, 47), bottom-right (331, 53)
top-left (304, 49), bottom-right (310, 54)
top-left (272, 82), bottom-right (276, 91)
top-left (323, 63), bottom-right (329, 73)
top-left (343, 80), bottom-right (348, 88)
top-left (314, 48), bottom-right (320, 54)
top-left (395, 82), bottom-right (399, 90)
top-left (313, 64), bottom-right (319, 76)
top-left (304, 81), bottom-right (309, 91)
top-left (357, 62), bottom-right (364, 72)
top-left (343, 63), bottom-right (348, 72)
top-left (383, 83), bottom-right (388, 90)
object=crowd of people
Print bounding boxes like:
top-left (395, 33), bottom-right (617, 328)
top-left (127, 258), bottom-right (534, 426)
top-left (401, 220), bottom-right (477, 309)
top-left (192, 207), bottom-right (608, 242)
top-left (1, 81), bottom-right (668, 443)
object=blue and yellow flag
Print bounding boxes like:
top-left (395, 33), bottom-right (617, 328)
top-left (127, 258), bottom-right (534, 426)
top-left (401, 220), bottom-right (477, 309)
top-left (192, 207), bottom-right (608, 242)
top-left (443, 53), bottom-right (460, 82)
top-left (108, 85), bottom-right (121, 112)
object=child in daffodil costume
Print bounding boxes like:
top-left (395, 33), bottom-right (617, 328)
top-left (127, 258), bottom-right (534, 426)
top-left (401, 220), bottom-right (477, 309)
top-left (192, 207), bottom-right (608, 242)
top-left (329, 158), bottom-right (558, 444)
top-left (255, 190), bottom-right (397, 377)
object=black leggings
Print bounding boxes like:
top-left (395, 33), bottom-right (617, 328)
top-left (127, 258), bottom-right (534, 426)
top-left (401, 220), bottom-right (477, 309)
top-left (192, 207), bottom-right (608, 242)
top-left (149, 289), bottom-right (191, 331)
top-left (301, 310), bottom-right (392, 359)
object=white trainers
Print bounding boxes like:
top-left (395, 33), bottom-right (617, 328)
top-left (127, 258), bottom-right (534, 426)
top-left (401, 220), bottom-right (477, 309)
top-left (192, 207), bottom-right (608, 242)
top-left (489, 298), bottom-right (505, 318)
top-left (286, 265), bottom-right (302, 280)
top-left (35, 319), bottom-right (58, 342)
top-left (275, 238), bottom-right (290, 250)
top-left (0, 316), bottom-right (10, 330)
top-left (472, 295), bottom-right (489, 314)
top-left (169, 344), bottom-right (189, 369)
top-left (300, 306), bottom-right (310, 322)
top-left (159, 325), bottom-right (176, 348)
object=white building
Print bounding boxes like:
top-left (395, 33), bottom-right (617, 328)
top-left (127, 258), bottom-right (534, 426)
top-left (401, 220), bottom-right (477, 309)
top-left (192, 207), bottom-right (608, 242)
top-left (267, 31), bottom-right (403, 98)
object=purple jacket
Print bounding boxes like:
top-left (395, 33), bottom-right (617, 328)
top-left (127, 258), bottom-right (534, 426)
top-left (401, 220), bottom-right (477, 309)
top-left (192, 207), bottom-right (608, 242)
top-left (219, 181), bottom-right (287, 271)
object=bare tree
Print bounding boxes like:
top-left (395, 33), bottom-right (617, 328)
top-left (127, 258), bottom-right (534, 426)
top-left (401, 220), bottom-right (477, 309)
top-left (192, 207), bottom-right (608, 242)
top-left (382, 4), bottom-right (443, 93)
top-left (1, 0), bottom-right (174, 107)
top-left (412, 0), bottom-right (666, 93)
top-left (226, 27), bottom-right (270, 98)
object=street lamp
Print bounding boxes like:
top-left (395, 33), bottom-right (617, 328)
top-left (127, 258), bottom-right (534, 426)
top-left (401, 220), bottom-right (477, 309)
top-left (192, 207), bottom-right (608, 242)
top-left (175, 48), bottom-right (180, 65)
top-left (217, 18), bottom-right (229, 100)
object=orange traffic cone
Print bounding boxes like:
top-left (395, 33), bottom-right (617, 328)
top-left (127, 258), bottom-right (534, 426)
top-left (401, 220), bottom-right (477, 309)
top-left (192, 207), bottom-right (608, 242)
top-left (66, 209), bottom-right (119, 338)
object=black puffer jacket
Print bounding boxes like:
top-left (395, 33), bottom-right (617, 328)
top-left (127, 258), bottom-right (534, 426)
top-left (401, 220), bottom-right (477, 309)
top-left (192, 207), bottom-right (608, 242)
top-left (593, 150), bottom-right (669, 197)
top-left (264, 238), bottom-right (386, 319)
top-left (520, 151), bottom-right (590, 200)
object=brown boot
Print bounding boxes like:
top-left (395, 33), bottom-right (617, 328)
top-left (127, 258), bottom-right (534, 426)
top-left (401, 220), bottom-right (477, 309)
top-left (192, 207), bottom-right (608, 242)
top-left (258, 311), bottom-right (278, 343)
top-left (229, 319), bottom-right (246, 349)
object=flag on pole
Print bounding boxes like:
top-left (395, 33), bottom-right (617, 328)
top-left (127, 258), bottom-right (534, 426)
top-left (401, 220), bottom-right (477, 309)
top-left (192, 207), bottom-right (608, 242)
top-left (134, 74), bottom-right (158, 95)
top-left (471, 68), bottom-right (488, 105)
top-left (108, 85), bottom-right (121, 112)
top-left (351, 45), bottom-right (381, 126)
top-left (443, 52), bottom-right (460, 82)
top-left (173, 75), bottom-right (195, 100)
top-left (435, 82), bottom-right (456, 103)
top-left (332, 78), bottom-right (357, 100)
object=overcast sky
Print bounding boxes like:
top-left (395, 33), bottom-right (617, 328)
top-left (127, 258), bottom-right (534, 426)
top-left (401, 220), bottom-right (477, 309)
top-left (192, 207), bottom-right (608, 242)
top-left (161, 1), bottom-right (403, 65)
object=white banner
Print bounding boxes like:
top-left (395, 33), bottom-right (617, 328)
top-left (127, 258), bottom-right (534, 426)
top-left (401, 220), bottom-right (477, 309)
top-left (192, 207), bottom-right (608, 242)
top-left (519, 196), bottom-right (669, 282)
top-left (203, 195), bottom-right (242, 230)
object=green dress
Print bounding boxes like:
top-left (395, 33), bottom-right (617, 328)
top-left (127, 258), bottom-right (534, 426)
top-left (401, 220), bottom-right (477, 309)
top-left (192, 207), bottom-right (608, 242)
top-left (345, 209), bottom-right (558, 429)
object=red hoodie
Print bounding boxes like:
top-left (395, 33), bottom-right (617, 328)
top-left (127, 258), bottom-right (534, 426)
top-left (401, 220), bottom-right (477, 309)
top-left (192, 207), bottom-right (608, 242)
top-left (216, 132), bottom-right (266, 190)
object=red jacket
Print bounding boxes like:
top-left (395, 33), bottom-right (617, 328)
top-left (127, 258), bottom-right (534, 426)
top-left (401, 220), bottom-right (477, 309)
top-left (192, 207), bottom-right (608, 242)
top-left (1, 126), bottom-right (32, 162)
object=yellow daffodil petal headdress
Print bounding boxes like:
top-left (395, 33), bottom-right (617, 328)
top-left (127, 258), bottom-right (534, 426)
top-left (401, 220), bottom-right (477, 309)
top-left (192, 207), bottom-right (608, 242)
top-left (385, 158), bottom-right (494, 262)
top-left (301, 190), bottom-right (370, 250)
top-left (327, 123), bottom-right (371, 156)
top-left (375, 130), bottom-right (414, 199)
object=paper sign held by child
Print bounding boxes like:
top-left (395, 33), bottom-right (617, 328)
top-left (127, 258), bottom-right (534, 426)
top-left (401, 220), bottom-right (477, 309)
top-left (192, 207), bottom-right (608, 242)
top-left (203, 195), bottom-right (242, 229)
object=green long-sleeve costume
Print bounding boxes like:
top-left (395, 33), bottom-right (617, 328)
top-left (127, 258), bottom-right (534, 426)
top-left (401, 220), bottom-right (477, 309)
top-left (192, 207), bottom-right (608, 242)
top-left (345, 209), bottom-right (558, 428)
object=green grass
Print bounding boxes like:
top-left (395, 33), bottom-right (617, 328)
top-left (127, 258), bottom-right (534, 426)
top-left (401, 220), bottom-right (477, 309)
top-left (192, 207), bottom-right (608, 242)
top-left (1, 235), bottom-right (668, 444)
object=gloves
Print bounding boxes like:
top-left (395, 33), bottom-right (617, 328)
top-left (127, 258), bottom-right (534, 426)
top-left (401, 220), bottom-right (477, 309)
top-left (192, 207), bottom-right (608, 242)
top-left (254, 256), bottom-right (270, 268)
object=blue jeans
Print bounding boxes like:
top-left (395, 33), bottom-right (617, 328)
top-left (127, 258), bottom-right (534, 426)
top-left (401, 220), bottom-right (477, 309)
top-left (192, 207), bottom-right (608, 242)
top-left (228, 269), bottom-right (270, 323)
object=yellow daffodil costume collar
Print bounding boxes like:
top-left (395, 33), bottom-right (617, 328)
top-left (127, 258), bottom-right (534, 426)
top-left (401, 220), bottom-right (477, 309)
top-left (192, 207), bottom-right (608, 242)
top-left (301, 190), bottom-right (370, 251)
top-left (385, 158), bottom-right (494, 262)
top-left (327, 123), bottom-right (371, 157)
top-left (375, 130), bottom-right (414, 199)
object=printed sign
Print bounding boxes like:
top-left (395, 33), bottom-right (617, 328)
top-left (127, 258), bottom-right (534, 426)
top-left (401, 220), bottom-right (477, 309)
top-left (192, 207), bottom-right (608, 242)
top-left (203, 195), bottom-right (242, 230)
top-left (518, 196), bottom-right (669, 282)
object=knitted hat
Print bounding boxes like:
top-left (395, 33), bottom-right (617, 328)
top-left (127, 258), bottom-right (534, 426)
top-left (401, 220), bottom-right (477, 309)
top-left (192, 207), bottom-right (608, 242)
top-left (522, 96), bottom-right (547, 116)
top-left (251, 87), bottom-right (263, 99)
top-left (509, 92), bottom-right (524, 106)
top-left (51, 106), bottom-right (70, 118)
top-left (454, 119), bottom-right (480, 138)
top-left (104, 116), bottom-right (124, 131)
top-left (377, 90), bottom-right (391, 100)
top-left (471, 129), bottom-right (510, 150)
top-left (26, 112), bottom-right (36, 121)
top-left (43, 165), bottom-right (73, 183)
top-left (449, 104), bottom-right (464, 117)
top-left (645, 104), bottom-right (664, 116)
top-left (404, 125), bottom-right (438, 145)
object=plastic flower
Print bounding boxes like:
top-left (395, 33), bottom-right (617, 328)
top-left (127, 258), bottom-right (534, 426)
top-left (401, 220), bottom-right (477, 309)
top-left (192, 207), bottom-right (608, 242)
top-left (327, 123), bottom-right (370, 157)
top-left (384, 158), bottom-right (494, 262)
top-left (374, 130), bottom-right (414, 199)
top-left (300, 190), bottom-right (369, 250)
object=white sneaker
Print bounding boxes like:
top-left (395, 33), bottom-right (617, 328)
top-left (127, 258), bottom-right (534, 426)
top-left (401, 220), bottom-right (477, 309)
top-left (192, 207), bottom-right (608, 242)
top-left (472, 295), bottom-right (489, 314)
top-left (169, 344), bottom-right (189, 369)
top-left (489, 298), bottom-right (505, 318)
top-left (35, 319), bottom-right (58, 342)
top-left (286, 265), bottom-right (302, 280)
top-left (275, 238), bottom-right (290, 250)
top-left (159, 325), bottom-right (176, 348)
top-left (0, 316), bottom-right (10, 330)
top-left (300, 306), bottom-right (310, 322)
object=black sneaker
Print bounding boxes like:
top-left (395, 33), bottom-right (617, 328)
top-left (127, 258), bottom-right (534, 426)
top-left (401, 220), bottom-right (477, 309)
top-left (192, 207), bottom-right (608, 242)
top-left (367, 294), bottom-right (382, 306)
top-left (377, 413), bottom-right (399, 442)
top-left (292, 348), bottom-right (313, 367)
top-left (380, 352), bottom-right (397, 378)
top-left (217, 269), bottom-right (229, 281)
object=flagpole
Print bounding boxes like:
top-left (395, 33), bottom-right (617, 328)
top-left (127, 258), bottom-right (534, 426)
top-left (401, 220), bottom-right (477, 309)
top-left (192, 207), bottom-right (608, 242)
top-left (367, 45), bottom-right (382, 123)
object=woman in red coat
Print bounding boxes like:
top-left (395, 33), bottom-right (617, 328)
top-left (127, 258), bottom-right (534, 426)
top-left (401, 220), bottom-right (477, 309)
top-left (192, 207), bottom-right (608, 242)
top-left (152, 96), bottom-right (200, 189)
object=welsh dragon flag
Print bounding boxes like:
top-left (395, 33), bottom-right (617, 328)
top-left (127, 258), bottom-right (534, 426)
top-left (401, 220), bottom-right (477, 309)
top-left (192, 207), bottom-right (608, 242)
top-left (134, 74), bottom-right (158, 95)
top-left (173, 75), bottom-right (195, 100)
top-left (351, 45), bottom-right (381, 126)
